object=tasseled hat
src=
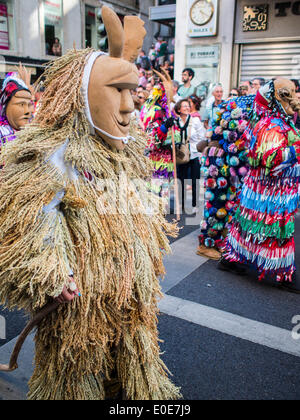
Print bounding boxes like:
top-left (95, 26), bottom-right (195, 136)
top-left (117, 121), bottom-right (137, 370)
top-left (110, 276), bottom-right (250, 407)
top-left (0, 74), bottom-right (30, 116)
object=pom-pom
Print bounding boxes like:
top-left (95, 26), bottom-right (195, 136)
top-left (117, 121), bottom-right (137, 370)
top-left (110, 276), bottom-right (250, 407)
top-left (209, 165), bottom-right (219, 177)
top-left (228, 144), bottom-right (238, 154)
top-left (201, 166), bottom-right (209, 177)
top-left (236, 139), bottom-right (246, 151)
top-left (216, 157), bottom-right (224, 167)
top-left (220, 165), bottom-right (229, 177)
top-left (218, 193), bottom-right (227, 202)
top-left (208, 217), bottom-right (218, 226)
top-left (223, 111), bottom-right (231, 120)
top-left (213, 222), bottom-right (224, 231)
top-left (217, 177), bottom-right (228, 189)
top-left (220, 119), bottom-right (228, 129)
top-left (223, 130), bottom-right (229, 140)
top-left (226, 101), bottom-right (237, 111)
top-left (225, 201), bottom-right (234, 211)
top-left (228, 131), bottom-right (238, 143)
top-left (198, 234), bottom-right (205, 245)
top-left (200, 220), bottom-right (208, 231)
top-left (206, 178), bottom-right (217, 189)
top-left (208, 207), bottom-right (217, 216)
top-left (238, 166), bottom-right (248, 177)
top-left (229, 156), bottom-right (239, 167)
top-left (229, 120), bottom-right (238, 130)
top-left (230, 167), bottom-right (237, 177)
top-left (205, 191), bottom-right (215, 201)
top-left (227, 191), bottom-right (236, 201)
top-left (204, 238), bottom-right (215, 248)
top-left (238, 150), bottom-right (247, 161)
top-left (216, 208), bottom-right (227, 219)
top-left (237, 120), bottom-right (248, 133)
top-left (208, 228), bottom-right (218, 238)
top-left (214, 126), bottom-right (223, 135)
top-left (231, 108), bottom-right (242, 120)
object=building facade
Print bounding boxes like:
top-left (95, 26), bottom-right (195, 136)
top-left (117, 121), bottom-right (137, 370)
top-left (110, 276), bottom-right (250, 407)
top-left (0, 0), bottom-right (155, 82)
top-left (174, 0), bottom-right (300, 97)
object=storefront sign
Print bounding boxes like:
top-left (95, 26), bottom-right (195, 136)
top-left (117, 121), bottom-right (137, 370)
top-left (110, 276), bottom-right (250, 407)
top-left (188, 0), bottom-right (218, 38)
top-left (0, 4), bottom-right (9, 50)
top-left (44, 0), bottom-right (62, 24)
top-left (235, 0), bottom-right (300, 41)
top-left (275, 1), bottom-right (300, 16)
top-left (186, 44), bottom-right (220, 99)
top-left (243, 5), bottom-right (269, 31)
top-left (186, 44), bottom-right (219, 66)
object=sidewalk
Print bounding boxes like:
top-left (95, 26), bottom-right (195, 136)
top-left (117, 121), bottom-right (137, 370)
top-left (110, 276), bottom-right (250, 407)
top-left (0, 334), bottom-right (34, 400)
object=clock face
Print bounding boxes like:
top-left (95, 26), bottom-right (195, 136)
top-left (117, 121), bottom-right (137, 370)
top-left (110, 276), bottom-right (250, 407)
top-left (190, 0), bottom-right (214, 26)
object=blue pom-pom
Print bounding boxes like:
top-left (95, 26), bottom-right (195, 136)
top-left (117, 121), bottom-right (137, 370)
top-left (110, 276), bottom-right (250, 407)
top-left (208, 207), bottom-right (217, 216)
top-left (201, 167), bottom-right (209, 177)
top-left (229, 156), bottom-right (239, 167)
top-left (216, 157), bottom-right (224, 167)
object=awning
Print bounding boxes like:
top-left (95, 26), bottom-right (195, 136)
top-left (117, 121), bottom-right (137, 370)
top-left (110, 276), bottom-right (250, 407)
top-left (149, 4), bottom-right (176, 23)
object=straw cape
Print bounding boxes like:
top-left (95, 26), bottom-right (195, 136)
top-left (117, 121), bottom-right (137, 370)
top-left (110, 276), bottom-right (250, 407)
top-left (0, 48), bottom-right (181, 400)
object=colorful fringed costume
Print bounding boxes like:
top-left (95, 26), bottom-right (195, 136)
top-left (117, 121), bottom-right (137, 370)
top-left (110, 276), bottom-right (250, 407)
top-left (0, 48), bottom-right (181, 400)
top-left (224, 81), bottom-right (300, 282)
top-left (198, 95), bottom-right (255, 257)
top-left (141, 84), bottom-right (180, 197)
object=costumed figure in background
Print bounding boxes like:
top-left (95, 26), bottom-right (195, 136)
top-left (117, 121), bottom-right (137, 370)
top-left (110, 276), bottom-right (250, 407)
top-left (0, 7), bottom-right (181, 400)
top-left (0, 66), bottom-right (33, 157)
top-left (197, 95), bottom-right (255, 260)
top-left (220, 79), bottom-right (300, 288)
top-left (141, 78), bottom-right (181, 200)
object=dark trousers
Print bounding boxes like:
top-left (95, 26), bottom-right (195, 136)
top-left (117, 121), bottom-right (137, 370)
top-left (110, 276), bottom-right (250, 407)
top-left (177, 158), bottom-right (200, 210)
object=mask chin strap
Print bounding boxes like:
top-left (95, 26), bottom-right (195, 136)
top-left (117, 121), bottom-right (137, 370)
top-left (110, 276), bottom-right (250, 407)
top-left (93, 124), bottom-right (135, 145)
top-left (82, 51), bottom-right (135, 146)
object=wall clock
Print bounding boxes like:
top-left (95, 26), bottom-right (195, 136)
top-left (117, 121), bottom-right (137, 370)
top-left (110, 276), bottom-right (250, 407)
top-left (190, 0), bottom-right (214, 26)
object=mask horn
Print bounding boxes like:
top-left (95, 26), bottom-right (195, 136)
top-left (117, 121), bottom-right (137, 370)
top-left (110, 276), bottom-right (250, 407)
top-left (123, 16), bottom-right (146, 63)
top-left (101, 6), bottom-right (124, 58)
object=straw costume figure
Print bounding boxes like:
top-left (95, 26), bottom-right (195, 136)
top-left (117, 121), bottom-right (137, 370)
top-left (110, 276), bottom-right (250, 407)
top-left (0, 7), bottom-right (181, 400)
top-left (221, 79), bottom-right (300, 284)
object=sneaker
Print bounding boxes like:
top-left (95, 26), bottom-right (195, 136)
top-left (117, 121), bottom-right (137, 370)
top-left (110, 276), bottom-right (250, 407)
top-left (197, 245), bottom-right (221, 260)
top-left (217, 257), bottom-right (247, 276)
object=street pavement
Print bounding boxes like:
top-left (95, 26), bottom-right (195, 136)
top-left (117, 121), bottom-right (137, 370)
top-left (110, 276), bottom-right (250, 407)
top-left (1, 189), bottom-right (300, 400)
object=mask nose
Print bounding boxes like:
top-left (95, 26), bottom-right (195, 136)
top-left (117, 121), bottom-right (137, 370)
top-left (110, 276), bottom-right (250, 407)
top-left (120, 89), bottom-right (134, 114)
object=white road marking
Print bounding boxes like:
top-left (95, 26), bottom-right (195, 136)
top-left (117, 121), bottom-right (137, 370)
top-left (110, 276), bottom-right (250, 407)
top-left (159, 294), bottom-right (300, 358)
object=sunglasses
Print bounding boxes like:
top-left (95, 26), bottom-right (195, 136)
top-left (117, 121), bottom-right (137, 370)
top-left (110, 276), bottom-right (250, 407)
top-left (230, 92), bottom-right (237, 96)
top-left (138, 96), bottom-right (144, 100)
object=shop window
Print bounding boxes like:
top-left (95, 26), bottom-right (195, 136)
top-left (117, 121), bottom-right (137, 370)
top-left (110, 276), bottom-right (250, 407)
top-left (85, 5), bottom-right (97, 49)
top-left (0, 0), bottom-right (16, 51)
top-left (43, 0), bottom-right (63, 56)
top-left (158, 0), bottom-right (176, 4)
